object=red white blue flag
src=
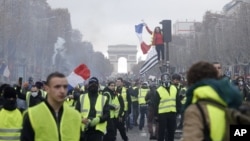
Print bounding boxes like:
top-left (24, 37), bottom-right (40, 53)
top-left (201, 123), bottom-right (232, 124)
top-left (135, 23), bottom-right (151, 54)
top-left (67, 64), bottom-right (90, 90)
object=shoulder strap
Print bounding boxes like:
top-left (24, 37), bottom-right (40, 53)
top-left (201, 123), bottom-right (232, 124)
top-left (196, 102), bottom-right (212, 141)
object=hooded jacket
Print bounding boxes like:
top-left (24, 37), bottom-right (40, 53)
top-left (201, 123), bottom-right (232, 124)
top-left (181, 78), bottom-right (242, 141)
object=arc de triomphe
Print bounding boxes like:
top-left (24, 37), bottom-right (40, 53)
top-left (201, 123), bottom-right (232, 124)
top-left (107, 44), bottom-right (137, 74)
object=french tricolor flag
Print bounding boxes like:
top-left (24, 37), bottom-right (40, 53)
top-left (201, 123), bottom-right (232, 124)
top-left (135, 23), bottom-right (151, 54)
top-left (67, 64), bottom-right (90, 90)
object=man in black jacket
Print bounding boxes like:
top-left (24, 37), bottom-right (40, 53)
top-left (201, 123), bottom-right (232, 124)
top-left (115, 77), bottom-right (130, 141)
top-left (103, 81), bottom-right (125, 141)
top-left (75, 77), bottom-right (110, 141)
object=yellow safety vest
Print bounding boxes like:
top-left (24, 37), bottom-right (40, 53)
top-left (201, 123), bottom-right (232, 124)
top-left (180, 87), bottom-right (187, 105)
top-left (120, 87), bottom-right (128, 111)
top-left (65, 97), bottom-right (75, 108)
top-left (112, 96), bottom-right (120, 118)
top-left (40, 90), bottom-right (47, 99)
top-left (138, 88), bottom-right (149, 105)
top-left (191, 86), bottom-right (226, 141)
top-left (104, 91), bottom-right (120, 118)
top-left (80, 86), bottom-right (85, 92)
top-left (26, 92), bottom-right (31, 107)
top-left (157, 85), bottom-right (177, 113)
top-left (80, 94), bottom-right (107, 133)
top-left (103, 91), bottom-right (115, 118)
top-left (131, 87), bottom-right (138, 102)
top-left (0, 109), bottom-right (22, 141)
top-left (28, 102), bottom-right (81, 141)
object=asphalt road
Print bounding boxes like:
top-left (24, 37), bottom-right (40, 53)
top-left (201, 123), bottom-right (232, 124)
top-left (116, 126), bottom-right (182, 141)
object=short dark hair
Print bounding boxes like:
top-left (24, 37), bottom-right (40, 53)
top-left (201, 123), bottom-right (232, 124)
top-left (187, 61), bottom-right (218, 86)
top-left (108, 81), bottom-right (115, 86)
top-left (172, 73), bottom-right (181, 81)
top-left (117, 77), bottom-right (123, 82)
top-left (212, 61), bottom-right (221, 66)
top-left (46, 72), bottom-right (66, 85)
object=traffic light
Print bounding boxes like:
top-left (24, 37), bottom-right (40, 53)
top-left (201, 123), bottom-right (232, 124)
top-left (160, 20), bottom-right (172, 42)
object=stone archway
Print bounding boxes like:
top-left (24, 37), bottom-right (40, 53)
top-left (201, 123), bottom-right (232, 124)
top-left (107, 44), bottom-right (137, 74)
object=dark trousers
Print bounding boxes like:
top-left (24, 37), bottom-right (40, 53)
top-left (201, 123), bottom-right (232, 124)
top-left (148, 106), bottom-right (158, 137)
top-left (177, 113), bottom-right (184, 129)
top-left (103, 118), bottom-right (116, 141)
top-left (139, 105), bottom-right (147, 130)
top-left (158, 112), bottom-right (176, 141)
top-left (114, 117), bottom-right (128, 141)
top-left (155, 44), bottom-right (164, 61)
top-left (82, 130), bottom-right (103, 141)
top-left (132, 101), bottom-right (139, 125)
top-left (125, 112), bottom-right (132, 129)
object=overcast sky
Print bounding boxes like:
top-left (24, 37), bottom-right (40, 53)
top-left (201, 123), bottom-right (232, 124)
top-left (47, 0), bottom-right (231, 58)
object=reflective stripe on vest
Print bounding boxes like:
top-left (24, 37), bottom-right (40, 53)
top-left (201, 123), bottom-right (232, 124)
top-left (26, 92), bottom-right (31, 108)
top-left (138, 88), bottom-right (149, 105)
top-left (181, 97), bottom-right (186, 105)
top-left (120, 87), bottom-right (128, 111)
top-left (157, 85), bottom-right (177, 113)
top-left (131, 87), bottom-right (138, 102)
top-left (28, 102), bottom-right (81, 141)
top-left (0, 109), bottom-right (22, 141)
top-left (80, 94), bottom-right (107, 133)
top-left (40, 90), bottom-right (47, 99)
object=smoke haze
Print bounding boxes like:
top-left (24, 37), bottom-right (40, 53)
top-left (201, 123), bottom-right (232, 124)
top-left (47, 0), bottom-right (230, 57)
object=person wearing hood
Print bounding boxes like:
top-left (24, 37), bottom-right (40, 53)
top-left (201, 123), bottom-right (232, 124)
top-left (0, 86), bottom-right (23, 140)
top-left (0, 83), bottom-right (11, 109)
top-left (181, 61), bottom-right (242, 141)
top-left (75, 77), bottom-right (110, 141)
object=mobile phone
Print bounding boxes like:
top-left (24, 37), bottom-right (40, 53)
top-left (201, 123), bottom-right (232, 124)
top-left (18, 77), bottom-right (23, 86)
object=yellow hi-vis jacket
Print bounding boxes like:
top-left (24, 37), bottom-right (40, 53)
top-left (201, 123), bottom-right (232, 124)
top-left (65, 97), bottom-right (75, 108)
top-left (25, 92), bottom-right (31, 108)
top-left (180, 87), bottom-right (187, 105)
top-left (191, 86), bottom-right (226, 141)
top-left (26, 90), bottom-right (46, 107)
top-left (157, 85), bottom-right (177, 113)
top-left (80, 94), bottom-right (107, 133)
top-left (131, 86), bottom-right (138, 102)
top-left (40, 89), bottom-right (47, 99)
top-left (138, 88), bottom-right (149, 105)
top-left (104, 91), bottom-right (120, 118)
top-left (28, 102), bottom-right (81, 141)
top-left (0, 109), bottom-right (22, 141)
top-left (120, 87), bottom-right (128, 111)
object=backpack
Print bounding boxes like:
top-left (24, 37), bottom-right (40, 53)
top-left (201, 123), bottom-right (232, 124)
top-left (196, 100), bottom-right (250, 141)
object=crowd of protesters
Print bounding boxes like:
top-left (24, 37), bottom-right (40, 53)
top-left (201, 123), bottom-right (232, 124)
top-left (0, 61), bottom-right (250, 141)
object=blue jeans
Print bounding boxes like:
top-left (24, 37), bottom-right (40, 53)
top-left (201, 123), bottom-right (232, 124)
top-left (139, 105), bottom-right (148, 130)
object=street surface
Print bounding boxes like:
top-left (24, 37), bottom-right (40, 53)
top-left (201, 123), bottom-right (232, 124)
top-left (116, 126), bottom-right (182, 141)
